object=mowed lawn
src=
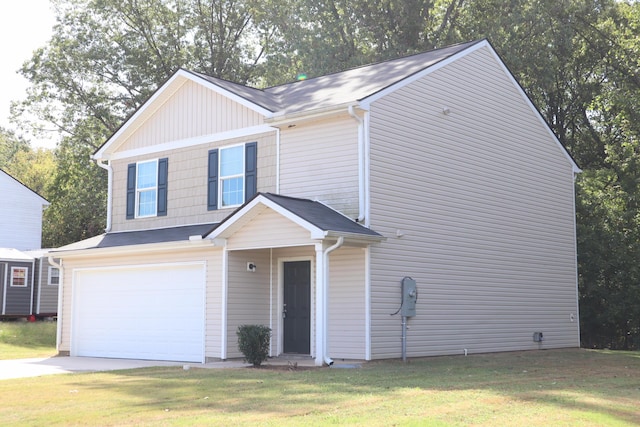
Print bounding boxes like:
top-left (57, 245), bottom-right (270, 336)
top-left (1, 322), bottom-right (639, 426)
top-left (0, 320), bottom-right (57, 359)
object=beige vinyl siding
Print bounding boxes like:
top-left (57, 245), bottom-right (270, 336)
top-left (118, 80), bottom-right (263, 152)
top-left (225, 250), bottom-right (272, 358)
top-left (226, 209), bottom-right (312, 250)
top-left (58, 247), bottom-right (223, 360)
top-left (327, 247), bottom-right (366, 359)
top-left (368, 46), bottom-right (579, 359)
top-left (111, 132), bottom-right (277, 232)
top-left (279, 114), bottom-right (360, 218)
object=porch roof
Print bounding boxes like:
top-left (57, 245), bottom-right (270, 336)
top-left (207, 193), bottom-right (384, 242)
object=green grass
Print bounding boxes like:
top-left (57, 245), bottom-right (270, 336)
top-left (1, 349), bottom-right (639, 426)
top-left (0, 320), bottom-right (57, 359)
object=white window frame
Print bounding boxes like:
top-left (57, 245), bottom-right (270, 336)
top-left (48, 266), bottom-right (60, 286)
top-left (135, 159), bottom-right (158, 218)
top-left (10, 267), bottom-right (28, 287)
top-left (219, 144), bottom-right (245, 208)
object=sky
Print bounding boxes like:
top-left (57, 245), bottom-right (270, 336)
top-left (0, 0), bottom-right (56, 148)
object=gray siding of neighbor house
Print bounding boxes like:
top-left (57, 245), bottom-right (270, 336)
top-left (2, 261), bottom-right (34, 316)
top-left (367, 45), bottom-right (579, 359)
top-left (35, 258), bottom-right (59, 315)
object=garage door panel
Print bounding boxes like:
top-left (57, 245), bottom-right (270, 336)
top-left (72, 263), bottom-right (205, 362)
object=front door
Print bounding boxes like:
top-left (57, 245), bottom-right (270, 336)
top-left (283, 261), bottom-right (311, 354)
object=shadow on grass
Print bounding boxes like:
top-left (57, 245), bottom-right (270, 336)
top-left (77, 349), bottom-right (640, 425)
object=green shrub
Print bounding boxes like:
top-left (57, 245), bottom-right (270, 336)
top-left (236, 324), bottom-right (271, 367)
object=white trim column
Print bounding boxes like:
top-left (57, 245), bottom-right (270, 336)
top-left (314, 242), bottom-right (325, 366)
top-left (220, 243), bottom-right (228, 360)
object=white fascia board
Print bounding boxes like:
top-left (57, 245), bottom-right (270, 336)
top-left (359, 40), bottom-right (489, 110)
top-left (107, 125), bottom-right (277, 161)
top-left (94, 69), bottom-right (274, 160)
top-left (205, 195), bottom-right (326, 240)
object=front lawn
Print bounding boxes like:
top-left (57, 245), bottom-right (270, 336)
top-left (1, 349), bottom-right (639, 426)
top-left (0, 320), bottom-right (57, 359)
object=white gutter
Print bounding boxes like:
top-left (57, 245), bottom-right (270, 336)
top-left (275, 127), bottom-right (281, 193)
top-left (94, 158), bottom-right (113, 232)
top-left (48, 256), bottom-right (63, 351)
top-left (322, 236), bottom-right (344, 366)
top-left (348, 106), bottom-right (366, 223)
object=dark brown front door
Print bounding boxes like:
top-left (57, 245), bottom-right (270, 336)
top-left (283, 261), bottom-right (311, 354)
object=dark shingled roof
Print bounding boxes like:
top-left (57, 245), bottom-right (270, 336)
top-left (54, 223), bottom-right (219, 252)
top-left (189, 41), bottom-right (480, 117)
top-left (53, 194), bottom-right (381, 253)
top-left (258, 193), bottom-right (382, 238)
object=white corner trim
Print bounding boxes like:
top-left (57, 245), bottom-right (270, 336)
top-left (106, 125), bottom-right (277, 161)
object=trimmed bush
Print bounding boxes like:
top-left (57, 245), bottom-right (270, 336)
top-left (236, 324), bottom-right (271, 367)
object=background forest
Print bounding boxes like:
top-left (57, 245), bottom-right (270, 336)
top-left (0, 0), bottom-right (638, 350)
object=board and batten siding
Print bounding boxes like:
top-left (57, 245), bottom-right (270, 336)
top-left (367, 45), bottom-right (579, 359)
top-left (225, 208), bottom-right (313, 251)
top-left (117, 80), bottom-right (264, 153)
top-left (110, 132), bottom-right (277, 232)
top-left (58, 247), bottom-right (224, 360)
top-left (0, 172), bottom-right (46, 251)
top-left (327, 247), bottom-right (367, 359)
top-left (279, 114), bottom-right (360, 218)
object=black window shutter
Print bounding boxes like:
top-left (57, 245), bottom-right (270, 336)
top-left (126, 163), bottom-right (136, 219)
top-left (157, 158), bottom-right (168, 216)
top-left (245, 142), bottom-right (257, 201)
top-left (207, 149), bottom-right (219, 210)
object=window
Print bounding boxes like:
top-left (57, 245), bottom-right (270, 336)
top-left (136, 160), bottom-right (158, 217)
top-left (49, 267), bottom-right (60, 286)
top-left (126, 158), bottom-right (168, 219)
top-left (208, 142), bottom-right (257, 210)
top-left (220, 145), bottom-right (244, 207)
top-left (10, 267), bottom-right (28, 287)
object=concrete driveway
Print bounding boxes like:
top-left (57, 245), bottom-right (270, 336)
top-left (0, 357), bottom-right (248, 380)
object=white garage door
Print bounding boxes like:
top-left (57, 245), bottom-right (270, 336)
top-left (72, 263), bottom-right (205, 362)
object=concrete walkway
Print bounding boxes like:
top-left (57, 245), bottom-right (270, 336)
top-left (0, 357), bottom-right (249, 380)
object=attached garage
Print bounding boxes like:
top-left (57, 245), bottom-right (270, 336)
top-left (71, 262), bottom-right (205, 363)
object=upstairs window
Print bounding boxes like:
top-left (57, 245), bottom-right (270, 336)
top-left (10, 267), bottom-right (27, 287)
top-left (126, 158), bottom-right (168, 219)
top-left (208, 142), bottom-right (257, 210)
top-left (136, 160), bottom-right (158, 217)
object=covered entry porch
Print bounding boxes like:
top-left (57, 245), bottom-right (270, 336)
top-left (206, 193), bottom-right (384, 366)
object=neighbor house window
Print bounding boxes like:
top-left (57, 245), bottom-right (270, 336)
top-left (10, 267), bottom-right (27, 287)
top-left (48, 267), bottom-right (60, 286)
top-left (126, 158), bottom-right (168, 219)
top-left (208, 142), bottom-right (257, 210)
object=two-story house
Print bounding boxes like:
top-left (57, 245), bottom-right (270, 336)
top-left (53, 40), bottom-right (581, 365)
top-left (0, 169), bottom-right (58, 319)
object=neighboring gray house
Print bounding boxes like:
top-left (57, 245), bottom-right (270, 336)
top-left (53, 40), bottom-right (581, 364)
top-left (0, 248), bottom-right (59, 319)
top-left (0, 169), bottom-right (49, 251)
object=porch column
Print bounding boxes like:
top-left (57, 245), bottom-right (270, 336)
top-left (314, 243), bottom-right (325, 366)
